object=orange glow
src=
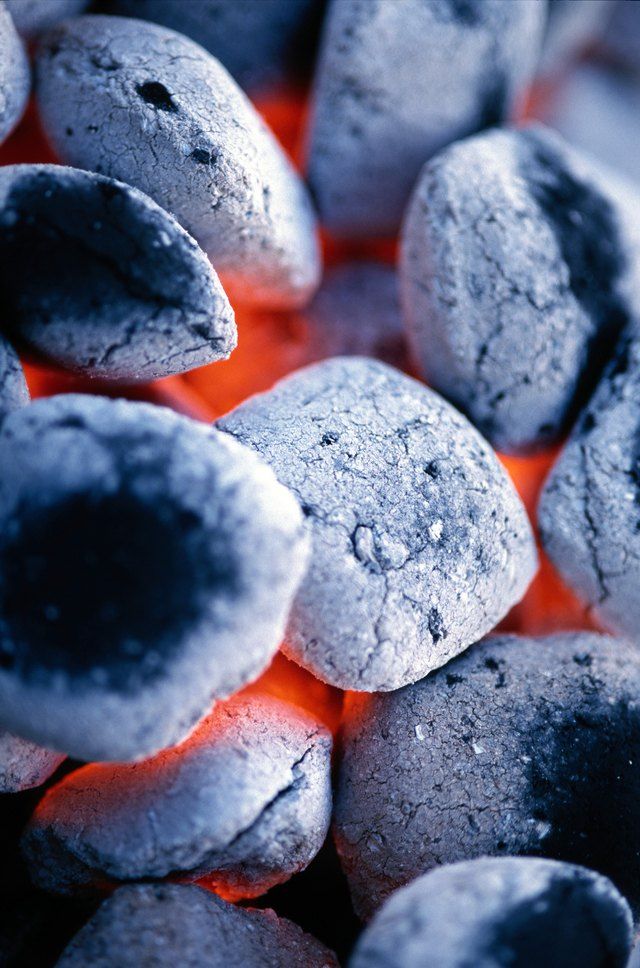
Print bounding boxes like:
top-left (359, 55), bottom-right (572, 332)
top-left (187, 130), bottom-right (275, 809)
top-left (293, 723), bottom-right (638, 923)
top-left (245, 650), bottom-right (344, 736)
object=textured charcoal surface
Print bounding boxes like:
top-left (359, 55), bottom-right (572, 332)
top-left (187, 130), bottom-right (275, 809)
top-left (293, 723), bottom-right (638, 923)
top-left (306, 0), bottom-right (545, 238)
top-left (335, 632), bottom-right (640, 920)
top-left (0, 333), bottom-right (29, 414)
top-left (401, 125), bottom-right (640, 454)
top-left (0, 164), bottom-right (236, 381)
top-left (35, 15), bottom-right (320, 310)
top-left (0, 731), bottom-right (64, 793)
top-left (57, 883), bottom-right (338, 967)
top-left (0, 395), bottom-right (309, 762)
top-left (349, 857), bottom-right (633, 968)
top-left (0, 4), bottom-right (30, 146)
top-left (104, 0), bottom-right (324, 92)
top-left (5, 0), bottom-right (89, 38)
top-left (218, 358), bottom-right (536, 691)
top-left (539, 332), bottom-right (640, 637)
top-left (539, 0), bottom-right (613, 77)
top-left (23, 693), bottom-right (332, 898)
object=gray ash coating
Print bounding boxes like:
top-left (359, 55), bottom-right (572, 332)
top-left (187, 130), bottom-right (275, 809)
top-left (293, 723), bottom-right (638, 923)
top-left (0, 731), bottom-right (64, 793)
top-left (0, 164), bottom-right (236, 381)
top-left (401, 125), bottom-right (640, 454)
top-left (305, 0), bottom-right (545, 238)
top-left (0, 4), bottom-right (30, 146)
top-left (22, 693), bottom-right (332, 899)
top-left (57, 883), bottom-right (338, 968)
top-left (35, 15), bottom-right (320, 310)
top-left (350, 857), bottom-right (632, 968)
top-left (0, 333), bottom-right (28, 414)
top-left (104, 0), bottom-right (324, 93)
top-left (539, 331), bottom-right (640, 637)
top-left (0, 394), bottom-right (309, 762)
top-left (5, 0), bottom-right (88, 38)
top-left (335, 633), bottom-right (640, 920)
top-left (218, 357), bottom-right (536, 691)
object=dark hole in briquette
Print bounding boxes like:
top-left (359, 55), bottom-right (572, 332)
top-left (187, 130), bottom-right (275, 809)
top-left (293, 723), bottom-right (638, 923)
top-left (135, 81), bottom-right (178, 112)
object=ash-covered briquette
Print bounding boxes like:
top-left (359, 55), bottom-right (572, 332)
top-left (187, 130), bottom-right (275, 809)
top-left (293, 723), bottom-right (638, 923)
top-left (538, 0), bottom-right (614, 78)
top-left (0, 732), bottom-right (64, 793)
top-left (401, 125), bottom-right (640, 455)
top-left (538, 332), bottom-right (640, 637)
top-left (350, 857), bottom-right (632, 968)
top-left (601, 0), bottom-right (640, 76)
top-left (57, 883), bottom-right (338, 968)
top-left (218, 357), bottom-right (537, 692)
top-left (305, 0), bottom-right (546, 239)
top-left (0, 334), bottom-right (28, 414)
top-left (35, 15), bottom-right (321, 311)
top-left (5, 0), bottom-right (88, 39)
top-left (335, 633), bottom-right (640, 920)
top-left (0, 395), bottom-right (309, 763)
top-left (23, 693), bottom-right (332, 898)
top-left (0, 4), bottom-right (29, 146)
top-left (105, 0), bottom-right (324, 93)
top-left (0, 164), bottom-right (236, 381)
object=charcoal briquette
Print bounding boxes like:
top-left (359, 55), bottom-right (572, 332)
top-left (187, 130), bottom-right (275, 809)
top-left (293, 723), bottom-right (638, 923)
top-left (306, 0), bottom-right (546, 238)
top-left (56, 882), bottom-right (338, 967)
top-left (0, 395), bottom-right (309, 762)
top-left (5, 0), bottom-right (89, 39)
top-left (35, 15), bottom-right (321, 309)
top-left (350, 857), bottom-right (632, 968)
top-left (23, 693), bottom-right (332, 898)
top-left (335, 632), bottom-right (640, 919)
top-left (539, 0), bottom-right (614, 78)
top-left (401, 124), bottom-right (640, 453)
top-left (0, 4), bottom-right (29, 146)
top-left (0, 731), bottom-right (64, 793)
top-left (218, 357), bottom-right (537, 691)
top-left (0, 333), bottom-right (28, 414)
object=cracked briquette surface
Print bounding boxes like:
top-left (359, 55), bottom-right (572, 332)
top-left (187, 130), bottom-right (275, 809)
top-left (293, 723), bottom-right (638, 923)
top-left (349, 857), bottom-right (633, 968)
top-left (0, 731), bottom-right (64, 793)
top-left (0, 395), bottom-right (309, 763)
top-left (57, 882), bottom-right (338, 967)
top-left (35, 15), bottom-right (320, 310)
top-left (0, 4), bottom-right (30, 146)
top-left (401, 125), bottom-right (640, 455)
top-left (539, 331), bottom-right (640, 637)
top-left (104, 0), bottom-right (323, 93)
top-left (0, 164), bottom-right (236, 381)
top-left (5, 0), bottom-right (88, 39)
top-left (23, 693), bottom-right (332, 899)
top-left (305, 0), bottom-right (545, 238)
top-left (218, 357), bottom-right (537, 692)
top-left (335, 632), bottom-right (640, 921)
top-left (0, 333), bottom-right (29, 414)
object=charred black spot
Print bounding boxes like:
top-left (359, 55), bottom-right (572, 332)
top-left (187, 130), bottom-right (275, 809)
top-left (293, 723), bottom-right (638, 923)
top-left (136, 81), bottom-right (178, 113)
top-left (573, 652), bottom-right (593, 667)
top-left (428, 607), bottom-right (447, 643)
top-left (65, 128), bottom-right (73, 137)
top-left (191, 147), bottom-right (218, 166)
top-left (578, 412), bottom-right (596, 434)
top-left (446, 672), bottom-right (464, 687)
top-left (448, 0), bottom-right (481, 25)
top-left (424, 461), bottom-right (440, 478)
top-left (321, 432), bottom-right (339, 446)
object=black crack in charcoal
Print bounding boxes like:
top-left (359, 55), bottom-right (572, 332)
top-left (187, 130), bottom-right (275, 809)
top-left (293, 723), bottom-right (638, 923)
top-left (0, 4), bottom-right (29, 146)
top-left (35, 15), bottom-right (321, 310)
top-left (350, 857), bottom-right (633, 968)
top-left (22, 693), bottom-right (332, 898)
top-left (305, 0), bottom-right (545, 238)
top-left (0, 164), bottom-right (236, 381)
top-left (0, 333), bottom-right (29, 415)
top-left (218, 358), bottom-right (537, 691)
top-left (539, 332), bottom-right (640, 638)
top-left (57, 883), bottom-right (338, 968)
top-left (5, 0), bottom-right (88, 39)
top-left (0, 731), bottom-right (64, 793)
top-left (105, 0), bottom-right (324, 93)
top-left (335, 633), bottom-right (640, 920)
top-left (401, 125), bottom-right (640, 454)
top-left (0, 395), bottom-right (309, 763)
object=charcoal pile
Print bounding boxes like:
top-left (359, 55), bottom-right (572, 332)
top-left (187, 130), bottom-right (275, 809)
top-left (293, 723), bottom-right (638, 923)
top-left (1, 1), bottom-right (640, 966)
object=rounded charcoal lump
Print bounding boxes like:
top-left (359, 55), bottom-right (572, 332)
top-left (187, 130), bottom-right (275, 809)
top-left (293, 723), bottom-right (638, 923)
top-left (0, 732), bottom-right (64, 793)
top-left (0, 334), bottom-right (29, 415)
top-left (0, 395), bottom-right (309, 763)
top-left (218, 357), bottom-right (537, 691)
top-left (0, 164), bottom-right (236, 381)
top-left (5, 0), bottom-right (89, 38)
top-left (104, 0), bottom-right (323, 93)
top-left (306, 0), bottom-right (546, 238)
top-left (335, 632), bottom-right (640, 920)
top-left (349, 857), bottom-right (633, 968)
top-left (56, 883), bottom-right (338, 968)
top-left (539, 332), bottom-right (640, 637)
top-left (35, 15), bottom-right (320, 310)
top-left (22, 693), bottom-right (332, 898)
top-left (0, 4), bottom-right (30, 146)
top-left (401, 124), bottom-right (640, 454)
